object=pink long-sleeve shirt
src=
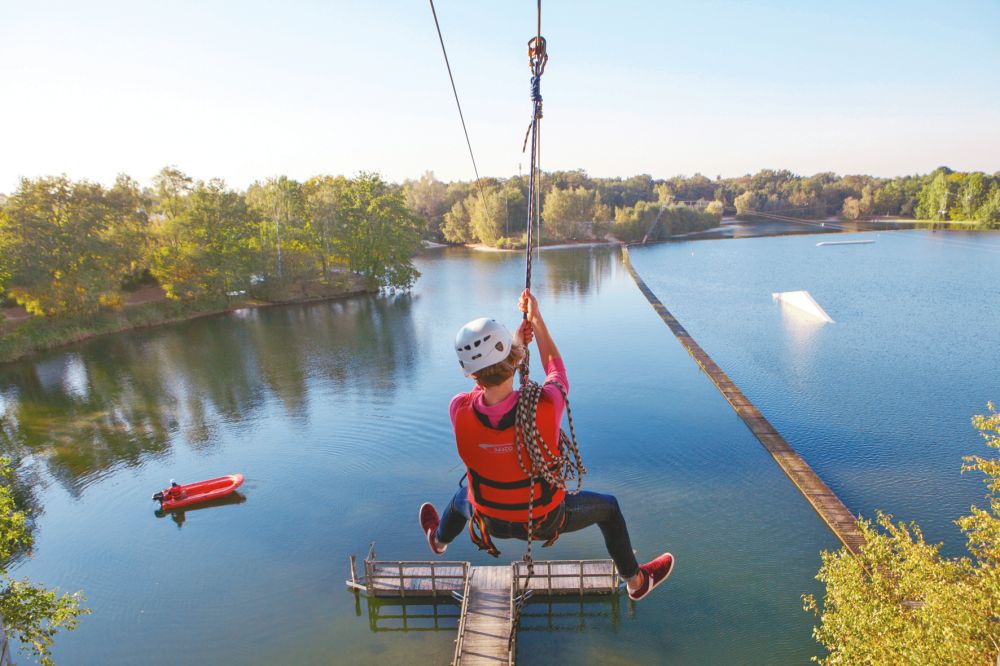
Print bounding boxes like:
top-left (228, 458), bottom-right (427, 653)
top-left (449, 358), bottom-right (569, 428)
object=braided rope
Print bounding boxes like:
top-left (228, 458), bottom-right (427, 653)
top-left (508, 347), bottom-right (586, 649)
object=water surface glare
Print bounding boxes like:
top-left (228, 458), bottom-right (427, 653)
top-left (4, 232), bottom-right (992, 664)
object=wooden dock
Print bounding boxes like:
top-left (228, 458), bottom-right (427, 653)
top-left (621, 246), bottom-right (865, 554)
top-left (348, 545), bottom-right (619, 665)
top-left (453, 565), bottom-right (514, 665)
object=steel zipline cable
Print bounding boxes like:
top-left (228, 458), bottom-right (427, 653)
top-left (428, 0), bottom-right (491, 215)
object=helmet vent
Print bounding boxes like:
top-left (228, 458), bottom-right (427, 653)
top-left (495, 342), bottom-right (504, 352)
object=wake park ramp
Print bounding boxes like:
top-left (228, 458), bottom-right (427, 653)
top-left (772, 290), bottom-right (834, 323)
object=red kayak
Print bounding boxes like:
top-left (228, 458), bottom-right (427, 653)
top-left (153, 474), bottom-right (244, 510)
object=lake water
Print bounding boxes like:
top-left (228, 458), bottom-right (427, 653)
top-left (0, 228), bottom-right (996, 664)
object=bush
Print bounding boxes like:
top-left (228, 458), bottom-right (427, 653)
top-left (0, 458), bottom-right (89, 665)
top-left (803, 403), bottom-right (1000, 665)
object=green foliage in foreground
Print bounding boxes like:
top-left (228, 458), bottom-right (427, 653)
top-left (0, 458), bottom-right (88, 665)
top-left (804, 405), bottom-right (1000, 665)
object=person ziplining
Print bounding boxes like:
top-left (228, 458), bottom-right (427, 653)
top-left (418, 289), bottom-right (675, 600)
top-left (422, 0), bottom-right (673, 601)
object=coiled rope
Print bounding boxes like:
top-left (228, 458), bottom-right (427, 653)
top-left (512, 350), bottom-right (587, 568)
top-left (506, 348), bottom-right (586, 653)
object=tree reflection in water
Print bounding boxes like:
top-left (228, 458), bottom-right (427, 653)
top-left (542, 246), bottom-right (614, 298)
top-left (0, 293), bottom-right (419, 504)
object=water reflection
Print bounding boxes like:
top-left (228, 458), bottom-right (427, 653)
top-left (363, 598), bottom-right (461, 633)
top-left (0, 293), bottom-right (420, 498)
top-left (542, 247), bottom-right (614, 297)
top-left (775, 302), bottom-right (825, 378)
top-left (358, 595), bottom-right (625, 635)
top-left (154, 491), bottom-right (248, 529)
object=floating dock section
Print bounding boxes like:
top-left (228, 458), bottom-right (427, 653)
top-left (347, 545), bottom-right (619, 665)
top-left (621, 246), bottom-right (864, 554)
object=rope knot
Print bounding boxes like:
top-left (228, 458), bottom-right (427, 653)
top-left (530, 76), bottom-right (542, 104)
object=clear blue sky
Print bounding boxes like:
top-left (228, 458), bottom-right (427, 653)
top-left (1, 0), bottom-right (998, 192)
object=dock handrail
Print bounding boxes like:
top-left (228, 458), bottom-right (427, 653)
top-left (508, 565), bottom-right (518, 664)
top-left (451, 562), bottom-right (473, 665)
top-left (364, 560), bottom-right (468, 597)
top-left (512, 559), bottom-right (619, 596)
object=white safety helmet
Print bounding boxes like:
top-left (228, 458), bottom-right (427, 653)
top-left (454, 318), bottom-right (513, 377)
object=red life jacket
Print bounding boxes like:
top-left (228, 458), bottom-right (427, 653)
top-left (453, 391), bottom-right (566, 523)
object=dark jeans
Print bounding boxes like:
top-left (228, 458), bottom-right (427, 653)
top-left (435, 485), bottom-right (640, 578)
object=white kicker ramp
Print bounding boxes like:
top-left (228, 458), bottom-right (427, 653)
top-left (772, 290), bottom-right (834, 323)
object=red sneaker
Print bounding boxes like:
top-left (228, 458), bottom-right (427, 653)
top-left (627, 552), bottom-right (674, 601)
top-left (419, 502), bottom-right (447, 555)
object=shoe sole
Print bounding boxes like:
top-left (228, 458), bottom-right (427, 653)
top-left (419, 503), bottom-right (446, 555)
top-left (628, 553), bottom-right (674, 601)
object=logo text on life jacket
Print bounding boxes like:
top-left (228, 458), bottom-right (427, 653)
top-left (479, 442), bottom-right (514, 454)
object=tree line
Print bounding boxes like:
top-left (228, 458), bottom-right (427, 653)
top-left (404, 170), bottom-right (723, 246)
top-left (3, 164), bottom-right (997, 321)
top-left (0, 169), bottom-right (422, 319)
top-left (402, 166), bottom-right (1000, 247)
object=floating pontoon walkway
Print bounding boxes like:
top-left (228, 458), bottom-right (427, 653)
top-left (621, 246), bottom-right (865, 554)
top-left (347, 545), bottom-right (620, 665)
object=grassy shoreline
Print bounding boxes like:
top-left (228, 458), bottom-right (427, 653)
top-left (0, 285), bottom-right (372, 365)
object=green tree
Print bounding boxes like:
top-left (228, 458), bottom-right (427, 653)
top-left (0, 458), bottom-right (88, 665)
top-left (303, 175), bottom-right (351, 278)
top-left (468, 190), bottom-right (507, 246)
top-left (150, 179), bottom-right (256, 300)
top-left (341, 173), bottom-right (421, 290)
top-left (106, 174), bottom-right (152, 288)
top-left (976, 183), bottom-right (1000, 228)
top-left (1, 177), bottom-right (125, 316)
top-left (441, 199), bottom-right (474, 244)
top-left (541, 186), bottom-right (596, 241)
top-left (0, 206), bottom-right (12, 315)
top-left (403, 171), bottom-right (448, 239)
top-left (841, 196), bottom-right (862, 220)
top-left (734, 190), bottom-right (762, 218)
top-left (804, 404), bottom-right (1000, 666)
top-left (151, 166), bottom-right (193, 220)
top-left (916, 170), bottom-right (955, 220)
top-left (246, 176), bottom-right (307, 281)
top-left (958, 173), bottom-right (989, 222)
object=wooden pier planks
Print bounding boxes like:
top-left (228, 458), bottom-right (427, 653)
top-left (621, 246), bottom-right (865, 555)
top-left (454, 566), bottom-right (514, 665)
